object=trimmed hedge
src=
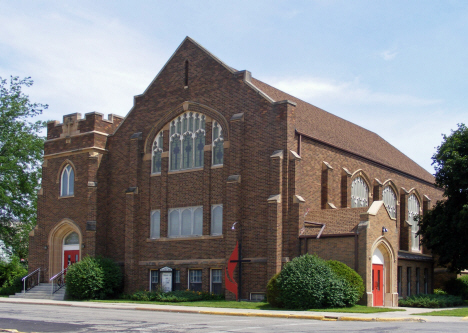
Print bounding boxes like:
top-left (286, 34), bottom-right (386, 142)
top-left (66, 256), bottom-right (122, 300)
top-left (126, 290), bottom-right (224, 302)
top-left (399, 294), bottom-right (463, 308)
top-left (276, 254), bottom-right (359, 309)
top-left (266, 273), bottom-right (283, 308)
top-left (326, 260), bottom-right (365, 299)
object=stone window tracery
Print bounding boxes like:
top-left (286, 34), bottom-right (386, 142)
top-left (351, 176), bottom-right (369, 208)
top-left (408, 194), bottom-right (421, 251)
top-left (383, 186), bottom-right (397, 219)
top-left (169, 112), bottom-right (205, 171)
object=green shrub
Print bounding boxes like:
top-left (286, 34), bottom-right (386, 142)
top-left (326, 260), bottom-right (364, 299)
top-left (66, 256), bottom-right (104, 300)
top-left (434, 288), bottom-right (447, 295)
top-left (444, 276), bottom-right (468, 300)
top-left (95, 256), bottom-right (123, 299)
top-left (0, 257), bottom-right (27, 295)
top-left (399, 294), bottom-right (463, 308)
top-left (266, 273), bottom-right (283, 308)
top-left (125, 289), bottom-right (224, 302)
top-left (276, 254), bottom-right (359, 309)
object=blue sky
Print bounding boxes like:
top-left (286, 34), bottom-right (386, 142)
top-left (1, 0), bottom-right (467, 173)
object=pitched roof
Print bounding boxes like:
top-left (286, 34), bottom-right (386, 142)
top-left (250, 78), bottom-right (435, 184)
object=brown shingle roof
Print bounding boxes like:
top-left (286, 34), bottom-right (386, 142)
top-left (250, 77), bottom-right (435, 184)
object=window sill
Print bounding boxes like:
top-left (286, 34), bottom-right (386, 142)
top-left (150, 172), bottom-right (161, 177)
top-left (147, 235), bottom-right (223, 242)
top-left (58, 195), bottom-right (75, 199)
top-left (168, 167), bottom-right (203, 175)
top-left (211, 164), bottom-right (223, 169)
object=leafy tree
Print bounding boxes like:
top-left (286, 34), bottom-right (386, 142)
top-left (419, 123), bottom-right (468, 273)
top-left (0, 76), bottom-right (47, 258)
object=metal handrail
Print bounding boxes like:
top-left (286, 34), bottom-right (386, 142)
top-left (22, 267), bottom-right (41, 293)
top-left (50, 267), bottom-right (67, 294)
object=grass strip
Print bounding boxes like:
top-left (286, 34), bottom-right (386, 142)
top-left (90, 300), bottom-right (403, 313)
top-left (415, 308), bottom-right (468, 317)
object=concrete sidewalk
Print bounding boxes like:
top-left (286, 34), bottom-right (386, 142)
top-left (1, 297), bottom-right (467, 323)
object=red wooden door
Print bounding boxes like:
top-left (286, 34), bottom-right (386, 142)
top-left (372, 264), bottom-right (384, 306)
top-left (64, 250), bottom-right (80, 270)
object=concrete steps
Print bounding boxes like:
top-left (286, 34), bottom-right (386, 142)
top-left (10, 283), bottom-right (66, 300)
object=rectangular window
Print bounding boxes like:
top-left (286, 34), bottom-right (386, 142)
top-left (211, 205), bottom-right (223, 236)
top-left (250, 293), bottom-right (266, 301)
top-left (150, 270), bottom-right (159, 291)
top-left (174, 270), bottom-right (181, 291)
top-left (189, 269), bottom-right (202, 292)
top-left (407, 267), bottom-right (412, 297)
top-left (424, 268), bottom-right (428, 294)
top-left (397, 266), bottom-right (402, 296)
top-left (416, 268), bottom-right (420, 295)
top-left (168, 206), bottom-right (203, 237)
top-left (150, 210), bottom-right (160, 239)
top-left (211, 269), bottom-right (222, 294)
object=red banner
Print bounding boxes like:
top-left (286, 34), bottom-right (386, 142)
top-left (225, 241), bottom-right (238, 300)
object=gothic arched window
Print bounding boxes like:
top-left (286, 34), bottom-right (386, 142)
top-left (61, 164), bottom-right (74, 196)
top-left (408, 194), bottom-right (421, 251)
top-left (351, 176), bottom-right (369, 208)
top-left (152, 131), bottom-right (163, 174)
top-left (383, 186), bottom-right (397, 218)
top-left (169, 112), bottom-right (205, 171)
top-left (212, 121), bottom-right (224, 166)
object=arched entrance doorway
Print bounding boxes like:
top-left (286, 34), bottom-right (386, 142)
top-left (48, 219), bottom-right (82, 278)
top-left (370, 239), bottom-right (396, 307)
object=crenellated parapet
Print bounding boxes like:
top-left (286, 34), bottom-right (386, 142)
top-left (45, 112), bottom-right (124, 156)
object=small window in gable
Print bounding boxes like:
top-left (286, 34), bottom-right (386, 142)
top-left (169, 112), bottom-right (205, 171)
top-left (150, 210), bottom-right (160, 239)
top-left (61, 164), bottom-right (74, 196)
top-left (211, 204), bottom-right (223, 235)
top-left (351, 176), bottom-right (369, 208)
top-left (152, 132), bottom-right (163, 174)
top-left (212, 121), bottom-right (224, 166)
top-left (408, 194), bottom-right (421, 251)
top-left (383, 186), bottom-right (397, 218)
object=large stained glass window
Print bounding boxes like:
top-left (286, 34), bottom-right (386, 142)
top-left (351, 176), bottom-right (369, 208)
top-left (169, 112), bottom-right (205, 171)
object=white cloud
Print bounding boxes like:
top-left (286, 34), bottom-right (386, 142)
top-left (380, 49), bottom-right (398, 61)
top-left (0, 3), bottom-right (168, 122)
top-left (270, 77), bottom-right (442, 107)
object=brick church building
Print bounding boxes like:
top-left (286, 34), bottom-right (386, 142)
top-left (29, 37), bottom-right (442, 306)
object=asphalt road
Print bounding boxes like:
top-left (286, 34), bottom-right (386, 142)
top-left (0, 303), bottom-right (466, 333)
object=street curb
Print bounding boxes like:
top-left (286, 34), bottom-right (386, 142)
top-left (0, 299), bottom-right (426, 322)
top-left (462, 316), bottom-right (468, 321)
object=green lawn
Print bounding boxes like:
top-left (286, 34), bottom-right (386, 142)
top-left (91, 300), bottom-right (403, 313)
top-left (416, 307), bottom-right (468, 317)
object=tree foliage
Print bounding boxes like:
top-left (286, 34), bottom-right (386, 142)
top-left (0, 76), bottom-right (47, 258)
top-left (419, 123), bottom-right (468, 272)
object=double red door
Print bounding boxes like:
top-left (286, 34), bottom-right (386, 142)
top-left (372, 264), bottom-right (383, 306)
top-left (64, 250), bottom-right (80, 270)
